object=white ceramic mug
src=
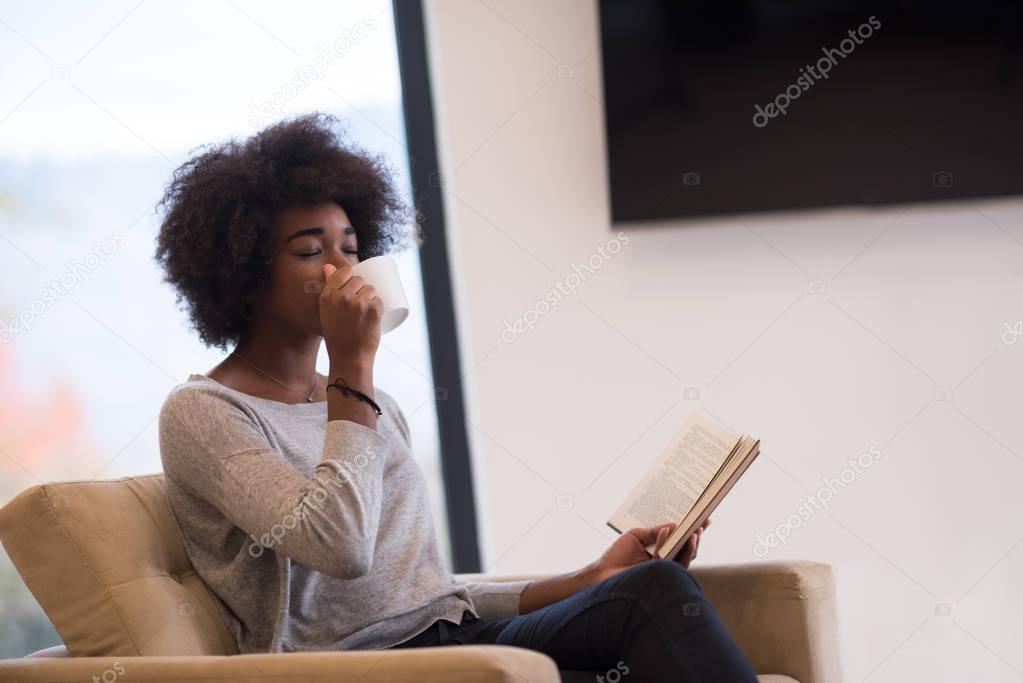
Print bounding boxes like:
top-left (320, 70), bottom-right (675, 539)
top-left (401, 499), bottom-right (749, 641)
top-left (349, 254), bottom-right (409, 334)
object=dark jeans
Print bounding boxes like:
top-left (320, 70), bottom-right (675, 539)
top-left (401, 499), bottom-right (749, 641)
top-left (388, 559), bottom-right (758, 682)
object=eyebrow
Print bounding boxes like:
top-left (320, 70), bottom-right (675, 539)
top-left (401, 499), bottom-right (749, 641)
top-left (285, 226), bottom-right (356, 242)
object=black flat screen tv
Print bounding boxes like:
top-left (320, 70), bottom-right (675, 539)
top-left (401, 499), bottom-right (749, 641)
top-left (598, 1), bottom-right (1023, 224)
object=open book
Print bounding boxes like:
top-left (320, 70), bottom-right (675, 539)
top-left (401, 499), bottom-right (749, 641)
top-left (607, 411), bottom-right (760, 560)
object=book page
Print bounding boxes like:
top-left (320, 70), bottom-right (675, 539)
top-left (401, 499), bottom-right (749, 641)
top-left (608, 412), bottom-right (738, 532)
top-left (659, 438), bottom-right (760, 559)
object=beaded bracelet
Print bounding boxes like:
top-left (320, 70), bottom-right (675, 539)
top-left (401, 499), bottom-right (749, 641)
top-left (326, 376), bottom-right (383, 416)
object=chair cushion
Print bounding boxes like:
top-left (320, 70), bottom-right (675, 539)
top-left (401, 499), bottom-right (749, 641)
top-left (0, 474), bottom-right (237, 657)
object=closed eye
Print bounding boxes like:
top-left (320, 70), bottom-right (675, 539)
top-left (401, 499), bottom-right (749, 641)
top-left (298, 249), bottom-right (358, 258)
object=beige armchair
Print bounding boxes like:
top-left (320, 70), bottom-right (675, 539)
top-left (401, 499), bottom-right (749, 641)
top-left (0, 475), bottom-right (841, 682)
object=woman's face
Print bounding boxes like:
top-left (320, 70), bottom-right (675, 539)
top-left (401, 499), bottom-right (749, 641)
top-left (263, 201), bottom-right (359, 338)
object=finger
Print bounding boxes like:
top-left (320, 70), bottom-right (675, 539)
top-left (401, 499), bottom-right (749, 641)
top-left (627, 527), bottom-right (657, 546)
top-left (338, 275), bottom-right (368, 297)
top-left (653, 526), bottom-right (669, 553)
top-left (650, 527), bottom-right (666, 552)
top-left (355, 283), bottom-right (378, 302)
top-left (627, 524), bottom-right (674, 546)
top-left (325, 262), bottom-right (355, 290)
top-left (679, 535), bottom-right (696, 565)
top-left (358, 286), bottom-right (384, 317)
top-left (318, 264), bottom-right (338, 295)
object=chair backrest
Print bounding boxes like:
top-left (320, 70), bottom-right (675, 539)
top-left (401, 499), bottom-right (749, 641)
top-left (0, 474), bottom-right (238, 657)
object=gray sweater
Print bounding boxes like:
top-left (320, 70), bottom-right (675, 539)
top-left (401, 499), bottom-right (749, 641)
top-left (158, 373), bottom-right (529, 654)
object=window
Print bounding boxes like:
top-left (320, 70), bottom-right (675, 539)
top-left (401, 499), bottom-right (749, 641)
top-left (0, 0), bottom-right (452, 656)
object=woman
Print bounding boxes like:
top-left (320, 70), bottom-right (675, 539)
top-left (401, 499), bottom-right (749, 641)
top-left (155, 112), bottom-right (758, 681)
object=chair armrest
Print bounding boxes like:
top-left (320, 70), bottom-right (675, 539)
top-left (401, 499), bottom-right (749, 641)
top-left (458, 561), bottom-right (842, 683)
top-left (0, 646), bottom-right (560, 683)
top-left (690, 561), bottom-right (841, 683)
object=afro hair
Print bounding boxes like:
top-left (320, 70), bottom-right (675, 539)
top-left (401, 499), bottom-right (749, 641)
top-left (154, 112), bottom-right (422, 351)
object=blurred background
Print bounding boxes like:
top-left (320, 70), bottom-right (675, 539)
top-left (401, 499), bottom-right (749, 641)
top-left (0, 0), bottom-right (448, 657)
top-left (2, 1), bottom-right (1022, 680)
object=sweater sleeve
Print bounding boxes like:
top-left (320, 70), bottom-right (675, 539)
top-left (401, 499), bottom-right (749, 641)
top-left (454, 578), bottom-right (533, 621)
top-left (380, 392), bottom-right (533, 621)
top-left (159, 387), bottom-right (393, 580)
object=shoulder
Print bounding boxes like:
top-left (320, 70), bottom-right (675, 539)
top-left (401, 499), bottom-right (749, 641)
top-left (160, 376), bottom-right (256, 431)
top-left (159, 378), bottom-right (271, 472)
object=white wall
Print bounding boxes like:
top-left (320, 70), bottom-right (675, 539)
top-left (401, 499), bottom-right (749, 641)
top-left (424, 1), bottom-right (1023, 680)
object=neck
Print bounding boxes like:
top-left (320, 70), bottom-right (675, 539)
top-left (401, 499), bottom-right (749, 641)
top-left (231, 322), bottom-right (322, 387)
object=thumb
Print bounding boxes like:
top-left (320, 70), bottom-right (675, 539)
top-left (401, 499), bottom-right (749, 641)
top-left (628, 523), bottom-right (676, 547)
top-left (323, 263), bottom-right (337, 279)
top-left (655, 526), bottom-right (669, 552)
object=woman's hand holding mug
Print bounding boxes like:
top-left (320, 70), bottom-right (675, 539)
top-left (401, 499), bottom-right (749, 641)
top-left (320, 262), bottom-right (383, 371)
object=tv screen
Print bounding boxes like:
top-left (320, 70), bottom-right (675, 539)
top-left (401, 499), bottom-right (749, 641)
top-left (599, 1), bottom-right (1023, 224)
